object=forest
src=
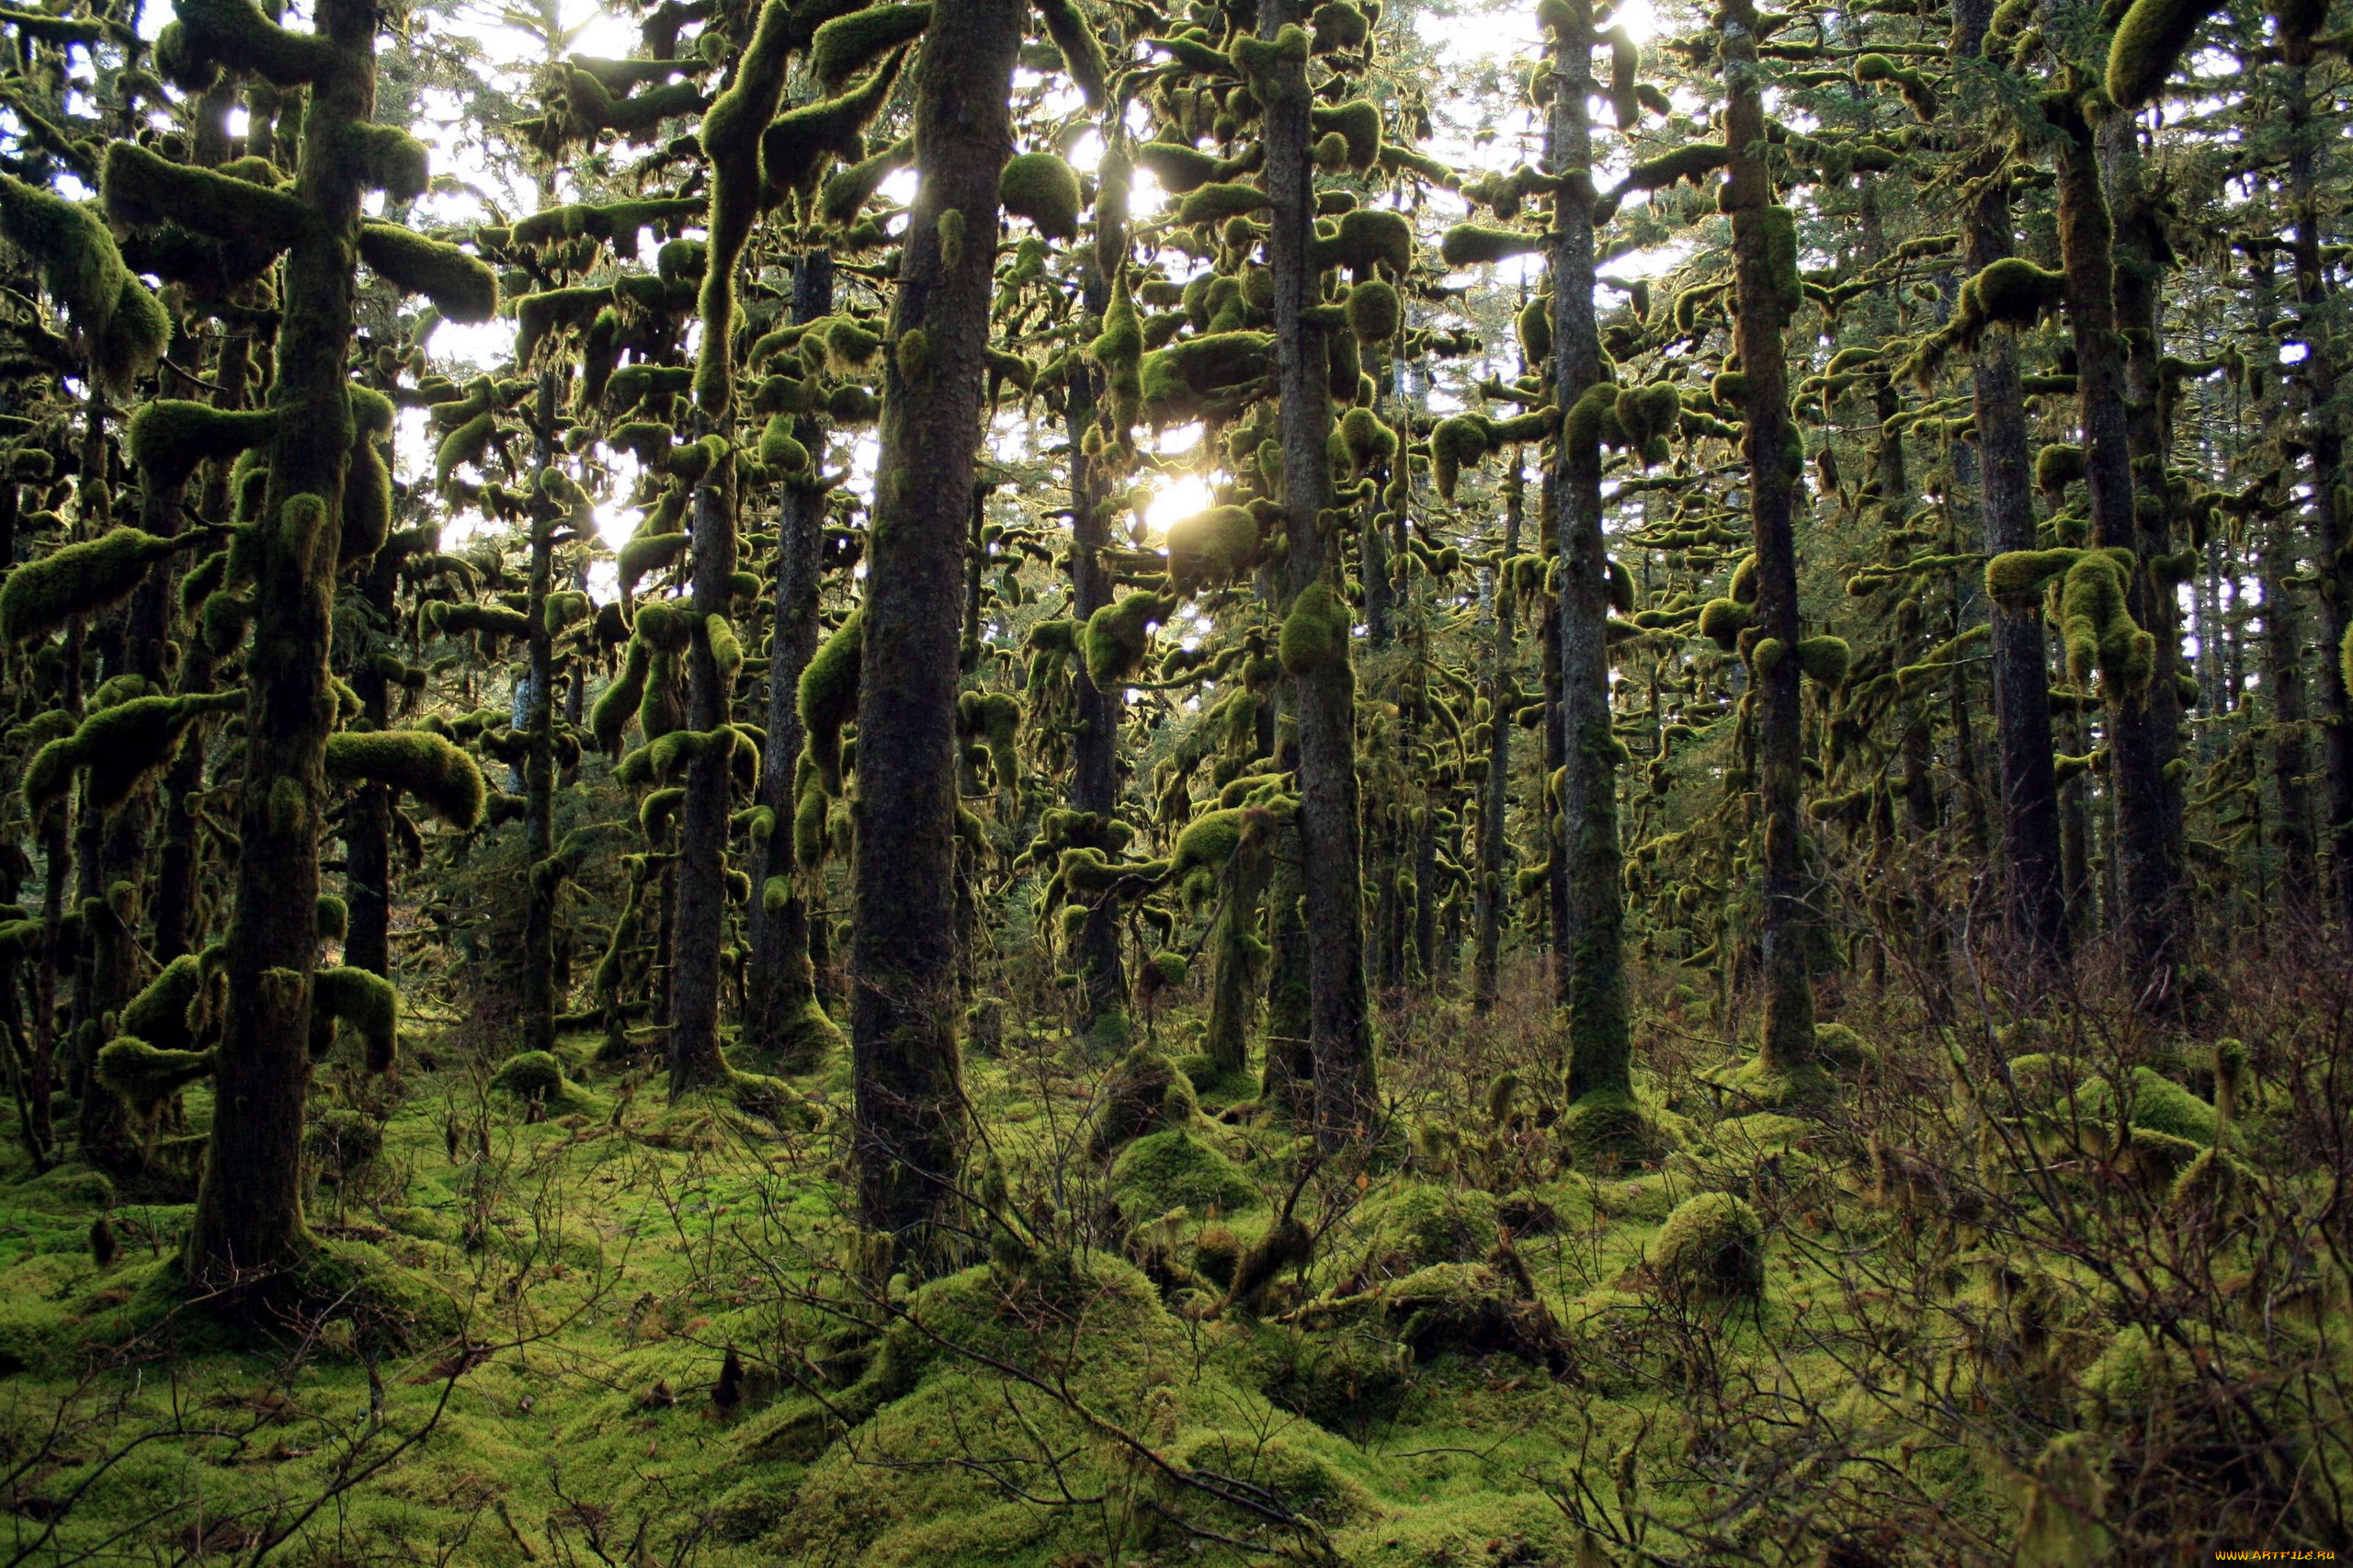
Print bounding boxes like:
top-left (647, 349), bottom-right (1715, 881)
top-left (0, 0), bottom-right (2343, 1553)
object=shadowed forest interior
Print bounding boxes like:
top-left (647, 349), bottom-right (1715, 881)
top-left (0, 0), bottom-right (2346, 1556)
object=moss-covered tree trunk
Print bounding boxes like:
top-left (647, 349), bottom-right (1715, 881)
top-left (1205, 819), bottom-right (1270, 1076)
top-left (2282, 52), bottom-right (2353, 940)
top-left (668, 457), bottom-right (738, 1092)
top-left (1066, 275), bottom-right (1127, 1042)
top-left (1955, 0), bottom-right (2066, 972)
top-left (745, 248), bottom-right (840, 1071)
top-left (160, 333), bottom-right (253, 966)
top-left (1264, 0), bottom-right (1375, 1152)
top-left (1722, 0), bottom-right (1816, 1087)
top-left (1470, 451), bottom-right (1522, 1014)
top-left (2050, 94), bottom-right (2175, 1006)
top-left (188, 0), bottom-right (375, 1285)
top-left (1548, 0), bottom-right (1630, 1110)
top-left (848, 0), bottom-right (1021, 1252)
top-left (517, 373), bottom-right (559, 1056)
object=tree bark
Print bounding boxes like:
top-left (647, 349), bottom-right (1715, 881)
top-left (1066, 274), bottom-right (1127, 1040)
top-left (1954, 0), bottom-right (2066, 971)
top-left (1548, 0), bottom-right (1630, 1108)
top-left (1263, 0), bottom-right (1375, 1152)
top-left (848, 0), bottom-right (1021, 1254)
top-left (188, 0), bottom-right (374, 1285)
top-left (745, 248), bottom-right (841, 1071)
top-left (1470, 452), bottom-right (1522, 1013)
top-left (1722, 0), bottom-right (1816, 1086)
top-left (2051, 95), bottom-right (2177, 1008)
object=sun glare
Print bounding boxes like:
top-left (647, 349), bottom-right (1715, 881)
top-left (1611, 0), bottom-right (1658, 43)
top-left (1142, 473), bottom-right (1218, 540)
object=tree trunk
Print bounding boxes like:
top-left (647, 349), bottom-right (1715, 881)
top-left (668, 456), bottom-right (738, 1091)
top-left (1956, 0), bottom-right (2067, 971)
top-left (2282, 52), bottom-right (2353, 938)
top-left (1066, 275), bottom-right (1127, 1041)
top-left (2051, 94), bottom-right (2177, 1008)
top-left (521, 371), bottom-right (559, 1057)
top-left (188, 0), bottom-right (374, 1285)
top-left (1548, 0), bottom-right (1631, 1110)
top-left (848, 0), bottom-right (1021, 1254)
top-left (1264, 0), bottom-right (1374, 1152)
top-left (745, 247), bottom-right (841, 1072)
top-left (1722, 0), bottom-right (1816, 1087)
top-left (1470, 452), bottom-right (1522, 1013)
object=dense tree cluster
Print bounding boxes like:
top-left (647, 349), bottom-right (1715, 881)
top-left (0, 0), bottom-right (2347, 1551)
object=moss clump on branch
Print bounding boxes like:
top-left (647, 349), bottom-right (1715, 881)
top-left (358, 225), bottom-right (499, 323)
top-left (96, 1038), bottom-right (216, 1114)
top-left (1084, 591), bottom-right (1169, 688)
top-left (128, 401), bottom-right (278, 491)
top-left (1033, 0), bottom-right (1108, 105)
top-left (1165, 506), bottom-right (1259, 592)
top-left (324, 730), bottom-right (488, 829)
top-left (2, 528), bottom-right (185, 642)
top-left (312, 965), bottom-right (399, 1072)
top-left (103, 140), bottom-right (309, 249)
top-left (799, 608), bottom-right (864, 789)
top-left (168, 0), bottom-right (338, 85)
top-left (2058, 549), bottom-right (2154, 698)
top-left (760, 52), bottom-right (907, 202)
top-left (1279, 582), bottom-right (1350, 676)
top-left (2106, 0), bottom-right (2225, 108)
top-left (22, 691), bottom-right (243, 817)
top-left (999, 152), bottom-right (1082, 241)
top-left (811, 2), bottom-right (930, 89)
top-left (0, 171), bottom-right (169, 392)
top-left (1439, 224), bottom-right (1541, 267)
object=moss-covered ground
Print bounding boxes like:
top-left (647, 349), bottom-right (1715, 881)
top-left (0, 978), bottom-right (2342, 1565)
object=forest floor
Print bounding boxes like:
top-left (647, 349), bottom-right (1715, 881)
top-left (0, 963), bottom-right (2336, 1566)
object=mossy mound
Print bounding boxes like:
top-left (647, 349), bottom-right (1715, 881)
top-left (1357, 1184), bottom-right (1498, 1275)
top-left (1108, 1128), bottom-right (1264, 1221)
top-left (1649, 1191), bottom-right (1765, 1301)
top-left (2068, 1066), bottom-right (2216, 1146)
top-left (1381, 1262), bottom-right (1571, 1371)
top-left (489, 1050), bottom-right (605, 1115)
top-left (1085, 1042), bottom-right (1200, 1156)
top-left (1557, 1087), bottom-right (1673, 1169)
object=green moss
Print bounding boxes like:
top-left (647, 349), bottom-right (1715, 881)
top-left (1033, 0), bottom-right (1108, 104)
top-left (1650, 1191), bottom-right (1764, 1300)
top-left (1108, 1128), bottom-right (1263, 1220)
top-left (313, 965), bottom-right (398, 1072)
top-left (759, 51), bottom-right (905, 199)
top-left (1362, 1184), bottom-right (1499, 1271)
top-left (1309, 97), bottom-right (1381, 170)
top-left (358, 224), bottom-right (499, 323)
top-left (1279, 581), bottom-right (1349, 676)
top-left (95, 1037), bottom-right (216, 1112)
top-left (1165, 504), bottom-right (1259, 591)
top-left (324, 729), bottom-right (487, 829)
top-left (104, 139), bottom-right (308, 249)
top-left (0, 172), bottom-right (165, 391)
top-left (1439, 223), bottom-right (1540, 267)
top-left (2107, 0), bottom-right (2218, 108)
top-left (998, 151), bottom-right (1081, 241)
top-left (1083, 590), bottom-right (1165, 688)
top-left (811, 1), bottom-right (929, 88)
top-left (799, 607), bottom-right (864, 788)
top-left (2, 527), bottom-right (183, 642)
top-left (2071, 1066), bottom-right (2216, 1145)
top-left (1315, 206), bottom-right (1413, 276)
top-left (2060, 549), bottom-right (2154, 697)
top-left (127, 400), bottom-right (277, 491)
